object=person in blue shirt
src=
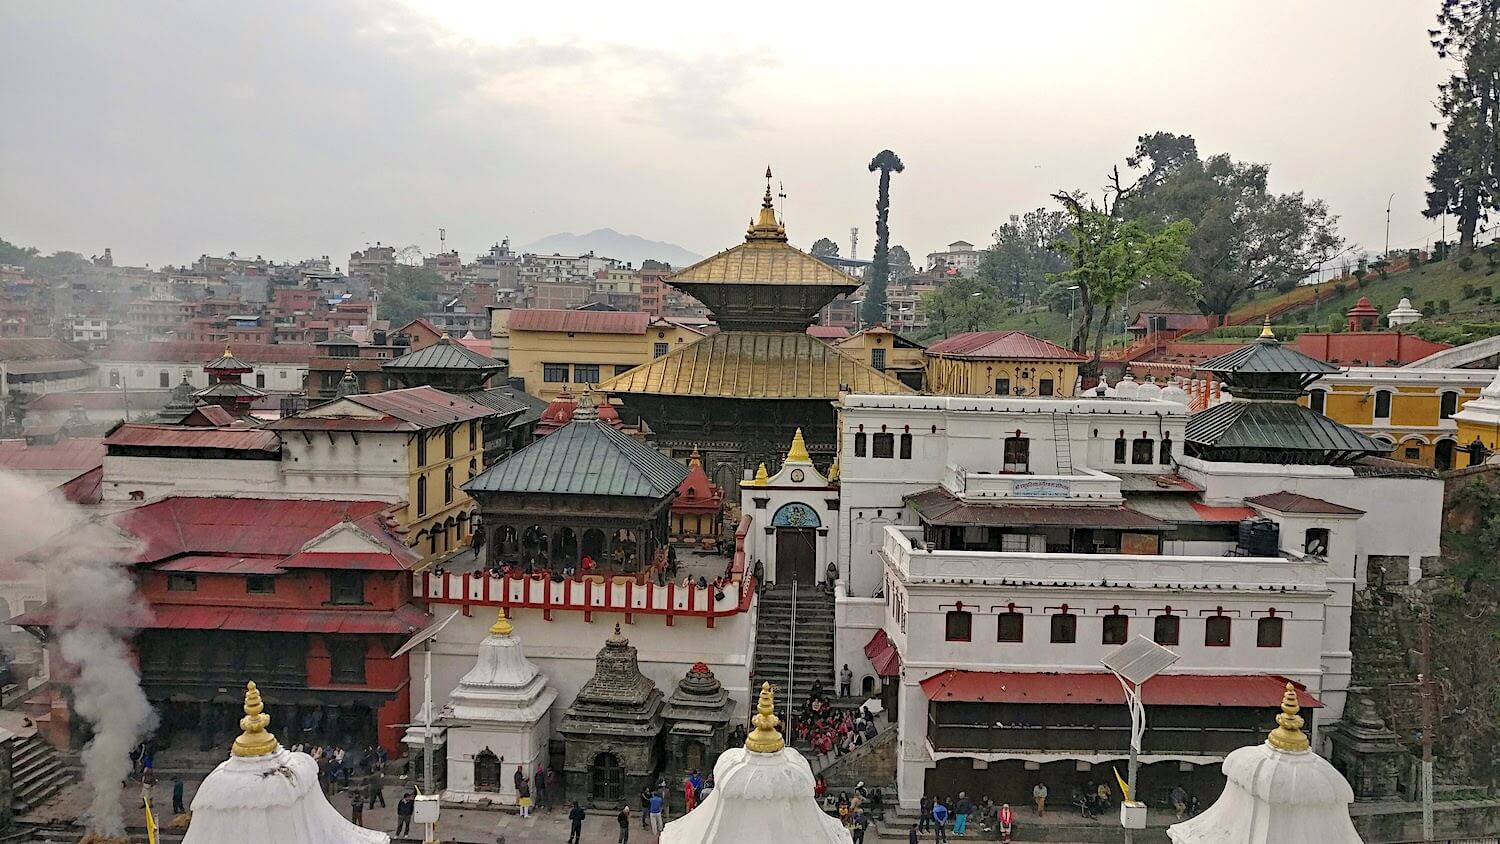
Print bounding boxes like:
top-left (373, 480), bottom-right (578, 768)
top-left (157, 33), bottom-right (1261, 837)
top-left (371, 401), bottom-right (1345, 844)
top-left (909, 823), bottom-right (921, 844)
top-left (689, 769), bottom-right (704, 798)
top-left (649, 791), bottom-right (665, 835)
top-left (932, 799), bottom-right (950, 844)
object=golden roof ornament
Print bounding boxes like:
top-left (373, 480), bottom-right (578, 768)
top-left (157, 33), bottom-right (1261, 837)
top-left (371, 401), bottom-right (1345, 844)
top-left (786, 428), bottom-right (811, 464)
top-left (231, 681), bottom-right (279, 757)
top-left (1258, 316), bottom-right (1277, 341)
top-left (746, 166), bottom-right (788, 243)
top-left (489, 609), bottom-right (513, 637)
top-left (1266, 682), bottom-right (1310, 752)
top-left (688, 447), bottom-right (703, 467)
top-left (224, 344), bottom-right (234, 358)
top-left (747, 462), bottom-right (770, 486)
top-left (744, 681), bottom-right (785, 753)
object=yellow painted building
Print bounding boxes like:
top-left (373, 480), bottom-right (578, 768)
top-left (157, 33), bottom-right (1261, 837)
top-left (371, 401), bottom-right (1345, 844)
top-left (495, 308), bottom-right (706, 399)
top-left (923, 330), bottom-right (1086, 397)
top-left (1302, 366), bottom-right (1493, 469)
top-left (834, 325), bottom-right (927, 389)
top-left (268, 385), bottom-right (491, 566)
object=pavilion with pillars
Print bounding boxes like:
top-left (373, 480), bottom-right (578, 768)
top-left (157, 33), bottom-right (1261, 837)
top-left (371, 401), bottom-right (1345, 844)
top-left (463, 392), bottom-right (690, 574)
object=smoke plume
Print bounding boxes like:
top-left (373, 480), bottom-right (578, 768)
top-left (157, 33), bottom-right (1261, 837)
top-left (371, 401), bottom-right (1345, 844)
top-left (0, 472), bottom-right (155, 836)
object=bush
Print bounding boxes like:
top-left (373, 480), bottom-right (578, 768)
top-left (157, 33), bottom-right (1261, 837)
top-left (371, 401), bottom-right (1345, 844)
top-left (1424, 300), bottom-right (1437, 313)
top-left (1403, 286), bottom-right (1415, 299)
top-left (1274, 277), bottom-right (1298, 294)
top-left (1464, 284), bottom-right (1476, 298)
top-left (1334, 283), bottom-right (1348, 296)
top-left (1459, 255), bottom-right (1475, 271)
top-left (1440, 299), bottom-right (1452, 314)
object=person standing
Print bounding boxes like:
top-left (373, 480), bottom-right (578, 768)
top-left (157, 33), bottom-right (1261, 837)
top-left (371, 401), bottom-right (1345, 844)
top-left (617, 805), bottom-right (632, 844)
top-left (649, 790), bottom-right (665, 835)
top-left (518, 777), bottom-right (532, 818)
top-left (909, 823), bottom-right (921, 844)
top-left (395, 791), bottom-right (415, 838)
top-left (568, 801), bottom-right (587, 844)
top-left (683, 776), bottom-right (697, 812)
top-left (932, 798), bottom-right (949, 844)
top-left (640, 787), bottom-right (653, 828)
top-left (852, 810), bottom-right (868, 844)
top-left (954, 792), bottom-right (972, 836)
top-left (350, 789), bottom-right (365, 827)
top-left (919, 795), bottom-right (933, 832)
top-left (839, 664), bottom-right (853, 698)
top-left (1170, 785), bottom-right (1188, 821)
top-left (171, 777), bottom-right (185, 815)
top-left (140, 767), bottom-right (157, 810)
top-left (1032, 782), bottom-right (1048, 817)
top-left (535, 763), bottom-right (548, 811)
top-left (367, 767), bottom-right (386, 809)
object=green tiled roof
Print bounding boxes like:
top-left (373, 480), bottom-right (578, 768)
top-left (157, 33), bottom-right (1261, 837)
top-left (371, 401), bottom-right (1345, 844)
top-left (1185, 400), bottom-right (1389, 462)
top-left (463, 420), bottom-right (688, 498)
top-left (1195, 338), bottom-right (1339, 376)
top-left (384, 338), bottom-right (504, 372)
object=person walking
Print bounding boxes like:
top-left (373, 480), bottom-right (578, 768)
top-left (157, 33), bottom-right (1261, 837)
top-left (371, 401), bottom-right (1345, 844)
top-left (367, 767), bottom-right (386, 809)
top-left (617, 805), bottom-right (632, 844)
top-left (350, 789), bottom-right (365, 827)
top-left (568, 801), bottom-right (587, 844)
top-left (932, 798), bottom-right (950, 844)
top-left (683, 776), bottom-right (697, 812)
top-left (839, 664), bottom-right (853, 698)
top-left (395, 791), bottom-right (415, 838)
top-left (1032, 782), bottom-right (1048, 817)
top-left (954, 792), bottom-right (972, 836)
top-left (171, 777), bottom-right (186, 815)
top-left (649, 790), bottom-right (665, 835)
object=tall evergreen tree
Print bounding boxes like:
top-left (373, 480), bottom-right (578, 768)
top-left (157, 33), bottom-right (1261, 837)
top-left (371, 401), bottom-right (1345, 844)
top-left (864, 150), bottom-right (905, 324)
top-left (1426, 0), bottom-right (1500, 252)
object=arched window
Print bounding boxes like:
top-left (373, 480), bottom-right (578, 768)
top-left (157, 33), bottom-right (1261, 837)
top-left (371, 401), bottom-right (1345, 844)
top-left (1440, 391), bottom-right (1460, 420)
top-left (1153, 613), bottom-right (1180, 646)
top-left (1003, 436), bottom-right (1030, 472)
top-left (1257, 615), bottom-right (1284, 648)
top-left (996, 611), bottom-right (1024, 643)
top-left (1159, 435), bottom-right (1173, 464)
top-left (474, 749), bottom-right (501, 792)
top-left (854, 432), bottom-right (867, 457)
top-left (1205, 614), bottom-right (1232, 647)
top-left (1114, 435), bottom-right (1127, 463)
top-left (1050, 612), bottom-right (1077, 644)
top-left (444, 466), bottom-right (454, 504)
top-left (444, 426), bottom-right (455, 459)
top-left (945, 609), bottom-right (972, 642)
top-left (1373, 390), bottom-right (1392, 420)
top-left (416, 475), bottom-right (428, 516)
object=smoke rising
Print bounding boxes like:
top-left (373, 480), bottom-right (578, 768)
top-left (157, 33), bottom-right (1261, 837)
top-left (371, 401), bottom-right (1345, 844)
top-left (0, 472), bottom-right (155, 836)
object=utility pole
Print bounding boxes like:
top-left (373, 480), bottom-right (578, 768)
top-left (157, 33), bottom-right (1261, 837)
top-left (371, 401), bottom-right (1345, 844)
top-left (1385, 194), bottom-right (1395, 257)
top-left (1418, 612), bottom-right (1435, 842)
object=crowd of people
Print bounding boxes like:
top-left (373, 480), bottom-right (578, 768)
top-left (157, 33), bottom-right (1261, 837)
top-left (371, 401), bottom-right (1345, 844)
top-left (790, 681), bottom-right (879, 761)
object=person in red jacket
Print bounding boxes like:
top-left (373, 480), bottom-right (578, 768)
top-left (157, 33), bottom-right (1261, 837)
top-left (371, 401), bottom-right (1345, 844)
top-left (684, 776), bottom-right (697, 812)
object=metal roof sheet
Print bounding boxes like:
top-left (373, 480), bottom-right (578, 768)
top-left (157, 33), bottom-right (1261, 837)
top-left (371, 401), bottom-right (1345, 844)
top-left (667, 239), bottom-right (861, 287)
top-left (508, 309), bottom-right (651, 335)
top-left (1194, 338), bottom-right (1340, 375)
top-left (1123, 497), bottom-right (1256, 524)
top-left (1185, 400), bottom-right (1389, 456)
top-left (12, 603), bottom-right (431, 635)
top-left (192, 381), bottom-right (266, 398)
top-left (906, 487), bottom-right (1169, 530)
top-left (270, 386), bottom-right (493, 432)
top-left (597, 330), bottom-right (914, 399)
top-left (0, 437), bottom-right (105, 472)
top-left (99, 341), bottom-right (315, 364)
top-left (113, 497), bottom-right (393, 562)
top-left (104, 424), bottom-right (280, 452)
top-left (919, 670), bottom-right (1323, 708)
top-left (58, 465), bottom-right (103, 505)
top-left (926, 330), bottom-right (1088, 361)
top-left (0, 338), bottom-right (87, 362)
top-left (864, 629), bottom-right (901, 677)
top-left (464, 419), bottom-right (689, 498)
top-left (278, 551), bottom-right (411, 572)
top-left (3, 358), bottom-right (94, 375)
top-left (383, 338), bottom-right (504, 371)
top-left (155, 555), bottom-right (288, 574)
top-left (1245, 491), bottom-right (1365, 515)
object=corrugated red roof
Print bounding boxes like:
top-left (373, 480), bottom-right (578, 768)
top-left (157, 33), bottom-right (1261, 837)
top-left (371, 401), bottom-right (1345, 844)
top-left (1245, 491), bottom-right (1365, 515)
top-left (279, 551), bottom-right (409, 572)
top-left (0, 437), bottom-right (105, 472)
top-left (99, 341), bottom-right (314, 364)
top-left (1188, 502), bottom-right (1258, 522)
top-left (926, 330), bottom-right (1088, 361)
top-left (0, 338), bottom-right (85, 361)
top-left (24, 390), bottom-right (170, 411)
top-left (270, 386), bottom-right (492, 432)
top-left (58, 465), bottom-right (103, 505)
top-left (919, 670), bottom-right (1322, 708)
top-left (183, 405), bottom-right (237, 427)
top-left (104, 424), bottom-right (280, 452)
top-left (508, 309), bottom-right (651, 335)
top-left (806, 325), bottom-right (850, 339)
top-left (864, 629), bottom-right (902, 677)
top-left (113, 497), bottom-right (393, 562)
top-left (155, 555), bottom-right (288, 574)
top-left (11, 603), bottom-right (430, 635)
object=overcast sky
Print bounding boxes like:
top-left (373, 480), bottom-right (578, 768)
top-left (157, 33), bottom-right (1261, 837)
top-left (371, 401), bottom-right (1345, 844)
top-left (0, 0), bottom-right (1450, 269)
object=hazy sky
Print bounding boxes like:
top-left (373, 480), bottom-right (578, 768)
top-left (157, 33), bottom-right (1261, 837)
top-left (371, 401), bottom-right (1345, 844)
top-left (0, 0), bottom-right (1450, 269)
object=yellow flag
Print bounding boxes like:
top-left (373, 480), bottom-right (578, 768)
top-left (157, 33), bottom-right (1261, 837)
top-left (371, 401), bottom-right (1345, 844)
top-left (1112, 766), bottom-right (1131, 802)
top-left (144, 796), bottom-right (159, 844)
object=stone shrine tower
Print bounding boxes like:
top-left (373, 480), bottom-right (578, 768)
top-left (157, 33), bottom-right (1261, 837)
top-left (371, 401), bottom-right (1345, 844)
top-left (661, 662), bottom-right (735, 809)
top-left (560, 624), bottom-right (665, 807)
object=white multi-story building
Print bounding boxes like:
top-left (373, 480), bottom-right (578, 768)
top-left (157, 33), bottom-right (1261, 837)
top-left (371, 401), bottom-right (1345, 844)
top-left (69, 315), bottom-right (111, 344)
top-left (925, 240), bottom-right (981, 276)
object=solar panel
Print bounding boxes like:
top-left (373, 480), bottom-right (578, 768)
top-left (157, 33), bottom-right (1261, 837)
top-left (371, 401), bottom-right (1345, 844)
top-left (1101, 635), bottom-right (1181, 685)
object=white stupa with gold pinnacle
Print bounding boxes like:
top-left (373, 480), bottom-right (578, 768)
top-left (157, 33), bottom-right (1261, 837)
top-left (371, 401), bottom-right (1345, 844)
top-left (1168, 683), bottom-right (1362, 844)
top-left (183, 682), bottom-right (388, 844)
top-left (661, 682), bottom-right (851, 844)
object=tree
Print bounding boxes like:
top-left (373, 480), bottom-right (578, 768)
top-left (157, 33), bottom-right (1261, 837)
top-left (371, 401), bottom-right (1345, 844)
top-left (888, 245), bottom-right (916, 282)
top-left (1122, 132), bottom-right (1342, 319)
top-left (379, 266), bottom-right (444, 326)
top-left (1426, 1), bottom-right (1500, 252)
top-left (921, 276), bottom-right (1007, 338)
top-left (641, 259), bottom-right (672, 272)
top-left (809, 237), bottom-right (840, 258)
top-left (976, 209), bottom-right (1071, 303)
top-left (864, 150), bottom-right (906, 325)
top-left (1050, 192), bottom-right (1196, 371)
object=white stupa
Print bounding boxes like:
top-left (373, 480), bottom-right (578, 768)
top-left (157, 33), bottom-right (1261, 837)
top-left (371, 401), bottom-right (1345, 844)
top-left (1168, 683), bottom-right (1362, 844)
top-left (441, 610), bottom-right (558, 805)
top-left (1386, 298), bottom-right (1422, 328)
top-left (183, 682), bottom-right (388, 844)
top-left (1115, 372), bottom-right (1140, 399)
top-left (661, 682), bottom-right (851, 844)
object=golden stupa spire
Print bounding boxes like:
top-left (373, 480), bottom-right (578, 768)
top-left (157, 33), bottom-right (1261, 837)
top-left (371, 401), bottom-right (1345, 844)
top-left (688, 447), bottom-right (703, 467)
top-left (1258, 315), bottom-right (1277, 341)
top-left (489, 608), bottom-right (513, 637)
top-left (786, 428), bottom-right (811, 464)
top-left (223, 344), bottom-right (234, 358)
top-left (1266, 682), bottom-right (1310, 752)
top-left (744, 681), bottom-right (785, 753)
top-left (746, 166), bottom-right (788, 242)
top-left (743, 462), bottom-right (769, 487)
top-left (231, 681), bottom-right (279, 758)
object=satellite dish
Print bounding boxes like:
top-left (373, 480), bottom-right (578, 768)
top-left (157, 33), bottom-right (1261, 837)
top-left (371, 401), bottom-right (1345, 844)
top-left (393, 609), bottom-right (461, 659)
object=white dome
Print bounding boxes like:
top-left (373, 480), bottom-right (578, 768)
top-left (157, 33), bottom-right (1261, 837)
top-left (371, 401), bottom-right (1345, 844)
top-left (1160, 383), bottom-right (1189, 405)
top-left (445, 613), bottom-right (557, 723)
top-left (1137, 381), bottom-right (1162, 400)
top-left (1387, 297), bottom-right (1422, 327)
top-left (1115, 374), bottom-right (1140, 399)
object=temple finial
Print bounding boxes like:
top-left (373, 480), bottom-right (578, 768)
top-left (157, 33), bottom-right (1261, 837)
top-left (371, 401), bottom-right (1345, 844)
top-left (744, 681), bottom-right (785, 753)
top-left (1266, 682), bottom-right (1309, 752)
top-left (786, 428), bottom-right (811, 464)
top-left (231, 681), bottom-right (279, 757)
top-left (1258, 315), bottom-right (1276, 341)
top-left (489, 609), bottom-right (513, 636)
top-left (224, 344), bottom-right (233, 358)
top-left (747, 167), bottom-right (788, 242)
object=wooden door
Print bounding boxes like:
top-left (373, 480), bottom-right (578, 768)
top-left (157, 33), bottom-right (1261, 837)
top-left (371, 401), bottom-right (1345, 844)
top-left (776, 529), bottom-right (817, 585)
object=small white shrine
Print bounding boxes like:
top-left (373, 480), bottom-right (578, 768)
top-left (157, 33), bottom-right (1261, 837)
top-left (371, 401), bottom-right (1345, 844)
top-left (739, 429), bottom-right (840, 587)
top-left (184, 682), bottom-right (388, 844)
top-left (1168, 683), bottom-right (1362, 844)
top-left (440, 610), bottom-right (558, 805)
top-left (661, 682), bottom-right (851, 844)
top-left (1387, 297), bottom-right (1422, 328)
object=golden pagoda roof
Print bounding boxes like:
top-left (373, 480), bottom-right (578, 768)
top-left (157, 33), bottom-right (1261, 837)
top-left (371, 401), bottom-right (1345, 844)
top-left (597, 330), bottom-right (914, 399)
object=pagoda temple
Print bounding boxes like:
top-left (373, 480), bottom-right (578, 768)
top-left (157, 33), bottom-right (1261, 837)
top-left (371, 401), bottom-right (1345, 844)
top-left (660, 661), bottom-right (735, 810)
top-left (559, 624), bottom-right (665, 807)
top-left (670, 448), bottom-right (725, 548)
top-left (598, 169), bottom-right (913, 490)
top-left (193, 345), bottom-right (265, 416)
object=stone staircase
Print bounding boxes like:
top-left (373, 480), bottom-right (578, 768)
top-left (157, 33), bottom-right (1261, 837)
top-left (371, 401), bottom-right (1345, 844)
top-left (751, 585), bottom-right (836, 713)
top-left (1349, 590), bottom-right (1416, 717)
top-left (8, 733), bottom-right (73, 815)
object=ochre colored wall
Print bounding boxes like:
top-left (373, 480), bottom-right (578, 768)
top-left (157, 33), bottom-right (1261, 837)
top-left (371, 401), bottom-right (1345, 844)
top-left (924, 355), bottom-right (1079, 397)
top-left (509, 324), bottom-right (704, 399)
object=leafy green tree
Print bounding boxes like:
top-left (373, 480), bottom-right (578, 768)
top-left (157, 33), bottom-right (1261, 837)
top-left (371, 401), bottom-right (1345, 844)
top-left (1122, 132), bottom-right (1342, 319)
top-left (921, 276), bottom-right (1007, 338)
top-left (1050, 193), bottom-right (1196, 370)
top-left (1426, 1), bottom-right (1500, 252)
top-left (976, 209), bottom-right (1071, 303)
top-left (864, 150), bottom-right (906, 325)
top-left (380, 266), bottom-right (444, 326)
top-left (809, 237), bottom-right (840, 258)
top-left (641, 259), bottom-right (672, 272)
top-left (888, 245), bottom-right (916, 282)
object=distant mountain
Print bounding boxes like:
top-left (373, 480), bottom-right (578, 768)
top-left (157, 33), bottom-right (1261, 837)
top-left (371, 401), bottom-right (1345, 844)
top-left (518, 229), bottom-right (702, 269)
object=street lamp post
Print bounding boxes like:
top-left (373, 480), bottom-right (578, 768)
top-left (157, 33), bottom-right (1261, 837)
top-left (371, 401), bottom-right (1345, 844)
top-left (1102, 636), bottom-right (1181, 844)
top-left (1386, 193), bottom-right (1395, 257)
top-left (394, 610), bottom-right (460, 844)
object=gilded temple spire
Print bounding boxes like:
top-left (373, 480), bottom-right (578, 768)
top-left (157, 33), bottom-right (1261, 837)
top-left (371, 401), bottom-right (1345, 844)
top-left (489, 608), bottom-right (513, 637)
top-left (747, 166), bottom-right (788, 243)
top-left (1258, 315), bottom-right (1277, 341)
top-left (231, 681), bottom-right (279, 757)
top-left (1266, 682), bottom-right (1310, 752)
top-left (785, 428), bottom-right (811, 464)
top-left (744, 681), bottom-right (785, 753)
